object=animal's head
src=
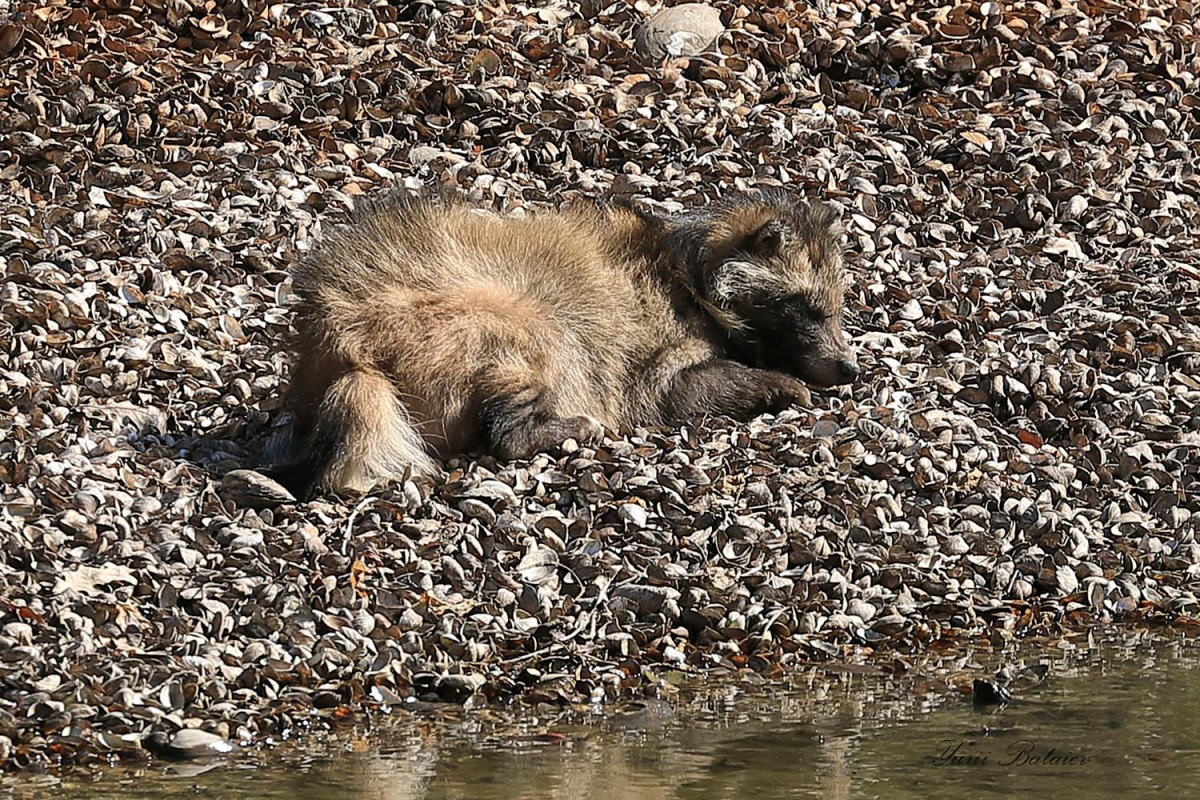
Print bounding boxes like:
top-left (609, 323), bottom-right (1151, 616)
top-left (693, 191), bottom-right (859, 387)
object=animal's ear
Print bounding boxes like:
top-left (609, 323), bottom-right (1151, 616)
top-left (744, 219), bottom-right (789, 256)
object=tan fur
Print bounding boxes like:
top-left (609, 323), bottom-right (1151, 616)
top-left (271, 189), bottom-right (857, 498)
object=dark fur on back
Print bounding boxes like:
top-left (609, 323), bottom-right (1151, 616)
top-left (269, 187), bottom-right (858, 499)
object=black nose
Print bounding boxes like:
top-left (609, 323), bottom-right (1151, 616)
top-left (836, 359), bottom-right (860, 383)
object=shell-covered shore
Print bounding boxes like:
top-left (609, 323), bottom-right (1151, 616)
top-left (2, 0), bottom-right (1200, 772)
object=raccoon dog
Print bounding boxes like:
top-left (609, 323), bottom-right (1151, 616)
top-left (270, 189), bottom-right (858, 499)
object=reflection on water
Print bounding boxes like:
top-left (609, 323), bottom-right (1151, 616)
top-left (11, 632), bottom-right (1200, 800)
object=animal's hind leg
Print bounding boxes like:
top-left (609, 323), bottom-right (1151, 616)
top-left (479, 385), bottom-right (605, 461)
top-left (270, 368), bottom-right (436, 499)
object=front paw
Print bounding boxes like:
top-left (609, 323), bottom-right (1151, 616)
top-left (562, 414), bottom-right (605, 446)
top-left (761, 373), bottom-right (811, 412)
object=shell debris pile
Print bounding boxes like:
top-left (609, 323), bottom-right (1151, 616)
top-left (2, 0), bottom-right (1200, 772)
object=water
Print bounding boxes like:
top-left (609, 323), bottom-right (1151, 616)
top-left (10, 632), bottom-right (1200, 799)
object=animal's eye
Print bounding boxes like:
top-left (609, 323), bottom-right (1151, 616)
top-left (783, 294), bottom-right (827, 323)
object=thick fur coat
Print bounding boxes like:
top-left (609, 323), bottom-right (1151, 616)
top-left (270, 189), bottom-right (858, 498)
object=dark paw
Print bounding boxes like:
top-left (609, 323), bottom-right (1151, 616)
top-left (762, 374), bottom-right (811, 412)
top-left (555, 415), bottom-right (606, 447)
top-left (497, 415), bottom-right (606, 461)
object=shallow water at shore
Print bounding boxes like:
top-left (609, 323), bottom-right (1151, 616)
top-left (8, 631), bottom-right (1199, 800)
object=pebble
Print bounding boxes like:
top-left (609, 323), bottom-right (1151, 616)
top-left (634, 3), bottom-right (724, 61)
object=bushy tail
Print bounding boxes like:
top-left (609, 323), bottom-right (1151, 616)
top-left (268, 369), bottom-right (436, 500)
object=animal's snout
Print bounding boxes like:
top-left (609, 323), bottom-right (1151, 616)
top-left (833, 357), bottom-right (860, 384)
top-left (795, 353), bottom-right (860, 388)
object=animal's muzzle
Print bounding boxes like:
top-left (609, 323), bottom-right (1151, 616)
top-left (800, 354), bottom-right (860, 387)
top-left (832, 357), bottom-right (859, 384)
